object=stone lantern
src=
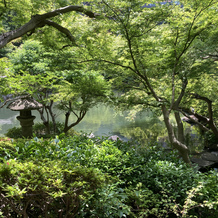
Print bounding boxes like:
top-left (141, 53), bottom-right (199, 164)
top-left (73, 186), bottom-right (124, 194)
top-left (7, 97), bottom-right (43, 138)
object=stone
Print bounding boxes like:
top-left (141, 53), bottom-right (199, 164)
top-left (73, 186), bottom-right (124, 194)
top-left (108, 135), bottom-right (121, 141)
top-left (7, 97), bottom-right (43, 138)
top-left (191, 157), bottom-right (215, 168)
top-left (201, 151), bottom-right (218, 162)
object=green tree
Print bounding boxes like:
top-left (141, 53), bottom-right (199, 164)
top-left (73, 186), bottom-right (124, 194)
top-left (1, 0), bottom-right (218, 162)
top-left (0, 1), bottom-right (111, 135)
top-left (54, 69), bottom-right (111, 133)
top-left (76, 0), bottom-right (218, 163)
top-left (6, 39), bottom-right (111, 134)
top-left (6, 40), bottom-right (59, 134)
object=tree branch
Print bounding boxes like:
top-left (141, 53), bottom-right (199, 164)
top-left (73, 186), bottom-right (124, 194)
top-left (44, 20), bottom-right (76, 45)
top-left (176, 0), bottom-right (215, 62)
top-left (190, 93), bottom-right (218, 138)
top-left (179, 109), bottom-right (210, 132)
top-left (64, 109), bottom-right (86, 133)
top-left (170, 78), bottom-right (188, 114)
top-left (190, 93), bottom-right (213, 120)
top-left (202, 54), bottom-right (218, 61)
top-left (3, 0), bottom-right (7, 7)
top-left (0, 5), bottom-right (100, 49)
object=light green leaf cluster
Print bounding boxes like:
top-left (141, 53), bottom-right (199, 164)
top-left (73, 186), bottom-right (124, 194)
top-left (55, 69), bottom-right (111, 112)
top-left (8, 40), bottom-right (48, 75)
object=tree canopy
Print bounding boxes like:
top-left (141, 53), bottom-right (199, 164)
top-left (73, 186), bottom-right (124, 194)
top-left (1, 0), bottom-right (218, 163)
top-left (72, 0), bottom-right (218, 163)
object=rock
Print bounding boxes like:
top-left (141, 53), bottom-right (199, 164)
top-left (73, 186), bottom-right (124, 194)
top-left (191, 150), bottom-right (218, 172)
top-left (108, 135), bottom-right (121, 141)
top-left (191, 157), bottom-right (215, 168)
top-left (201, 151), bottom-right (218, 162)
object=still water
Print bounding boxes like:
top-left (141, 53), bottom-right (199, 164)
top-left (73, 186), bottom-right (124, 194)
top-left (0, 103), bottom-right (166, 142)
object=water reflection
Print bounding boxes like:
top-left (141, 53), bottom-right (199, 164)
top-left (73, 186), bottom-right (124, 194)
top-left (0, 103), bottom-right (202, 152)
top-left (0, 103), bottom-right (164, 142)
top-left (0, 107), bottom-right (19, 135)
top-left (56, 105), bottom-right (131, 138)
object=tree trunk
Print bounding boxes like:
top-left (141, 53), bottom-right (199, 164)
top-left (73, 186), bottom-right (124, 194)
top-left (38, 108), bottom-right (50, 134)
top-left (63, 110), bottom-right (87, 133)
top-left (174, 111), bottom-right (185, 144)
top-left (47, 100), bottom-right (58, 134)
top-left (162, 105), bottom-right (191, 164)
top-left (64, 111), bottom-right (71, 133)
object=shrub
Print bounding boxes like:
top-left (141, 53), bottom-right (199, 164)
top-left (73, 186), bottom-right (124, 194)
top-left (33, 122), bottom-right (67, 138)
top-left (5, 122), bottom-right (66, 139)
top-left (0, 159), bottom-right (105, 217)
top-left (79, 183), bottom-right (131, 217)
top-left (203, 131), bottom-right (218, 150)
top-left (1, 134), bottom-right (218, 217)
top-left (0, 137), bottom-right (16, 161)
top-left (5, 127), bottom-right (22, 139)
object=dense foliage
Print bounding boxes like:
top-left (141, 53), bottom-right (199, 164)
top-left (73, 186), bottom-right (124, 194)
top-left (1, 0), bottom-right (218, 162)
top-left (3, 39), bottom-right (111, 135)
top-left (1, 1), bottom-right (218, 216)
top-left (1, 135), bottom-right (218, 217)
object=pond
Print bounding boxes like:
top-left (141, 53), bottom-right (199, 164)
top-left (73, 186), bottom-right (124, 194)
top-left (0, 102), bottom-right (204, 154)
top-left (0, 103), bottom-right (166, 143)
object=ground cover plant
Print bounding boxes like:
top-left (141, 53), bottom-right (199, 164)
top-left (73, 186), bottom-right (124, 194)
top-left (0, 135), bottom-right (218, 217)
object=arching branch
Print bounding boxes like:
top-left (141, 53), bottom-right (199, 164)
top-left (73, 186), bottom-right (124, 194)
top-left (44, 20), bottom-right (76, 45)
top-left (190, 93), bottom-right (218, 138)
top-left (0, 5), bottom-right (100, 49)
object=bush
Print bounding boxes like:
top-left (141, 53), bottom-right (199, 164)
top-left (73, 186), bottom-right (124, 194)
top-left (0, 159), bottom-right (105, 217)
top-left (0, 137), bottom-right (16, 161)
top-left (5, 127), bottom-right (22, 139)
top-left (203, 131), bottom-right (218, 150)
top-left (1, 134), bottom-right (218, 217)
top-left (5, 122), bottom-right (77, 139)
top-left (33, 122), bottom-right (67, 138)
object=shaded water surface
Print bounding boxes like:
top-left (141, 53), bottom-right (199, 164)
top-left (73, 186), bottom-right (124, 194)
top-left (0, 104), bottom-right (165, 142)
top-left (0, 103), bottom-right (203, 155)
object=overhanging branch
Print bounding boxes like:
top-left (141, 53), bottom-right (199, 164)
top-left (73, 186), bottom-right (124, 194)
top-left (190, 93), bottom-right (213, 120)
top-left (44, 20), bottom-right (76, 45)
top-left (179, 109), bottom-right (210, 132)
top-left (0, 5), bottom-right (100, 49)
